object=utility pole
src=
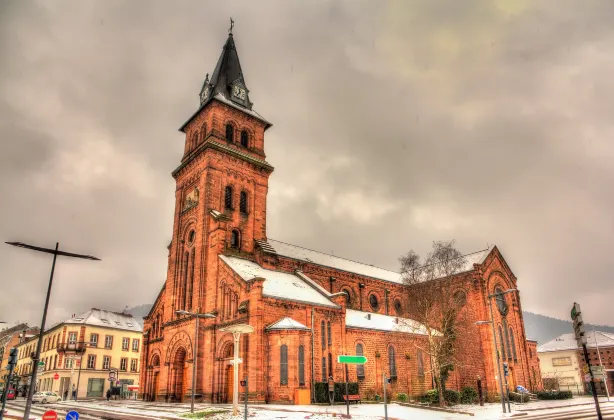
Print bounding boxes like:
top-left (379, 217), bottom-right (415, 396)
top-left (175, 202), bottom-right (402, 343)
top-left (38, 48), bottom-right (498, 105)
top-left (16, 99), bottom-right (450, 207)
top-left (572, 303), bottom-right (602, 420)
top-left (4, 241), bottom-right (100, 420)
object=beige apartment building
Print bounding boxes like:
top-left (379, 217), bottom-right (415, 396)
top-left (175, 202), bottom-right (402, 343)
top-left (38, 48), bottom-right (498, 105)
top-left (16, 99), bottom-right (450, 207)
top-left (538, 331), bottom-right (614, 396)
top-left (14, 309), bottom-right (142, 399)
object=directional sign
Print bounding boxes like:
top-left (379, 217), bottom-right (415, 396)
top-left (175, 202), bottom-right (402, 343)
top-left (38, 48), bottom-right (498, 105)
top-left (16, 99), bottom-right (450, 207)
top-left (591, 366), bottom-right (605, 375)
top-left (37, 361), bottom-right (45, 367)
top-left (66, 411), bottom-right (79, 420)
top-left (337, 355), bottom-right (367, 364)
top-left (571, 303), bottom-right (581, 320)
top-left (42, 410), bottom-right (57, 420)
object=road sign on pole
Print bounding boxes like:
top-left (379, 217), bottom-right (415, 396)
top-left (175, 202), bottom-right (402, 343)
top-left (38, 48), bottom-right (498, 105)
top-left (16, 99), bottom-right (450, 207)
top-left (42, 410), bottom-right (58, 420)
top-left (337, 355), bottom-right (367, 364)
top-left (53, 373), bottom-right (59, 380)
top-left (66, 411), bottom-right (79, 420)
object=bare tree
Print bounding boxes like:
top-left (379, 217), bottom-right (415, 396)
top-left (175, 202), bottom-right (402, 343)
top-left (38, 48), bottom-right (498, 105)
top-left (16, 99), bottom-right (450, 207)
top-left (399, 240), bottom-right (469, 406)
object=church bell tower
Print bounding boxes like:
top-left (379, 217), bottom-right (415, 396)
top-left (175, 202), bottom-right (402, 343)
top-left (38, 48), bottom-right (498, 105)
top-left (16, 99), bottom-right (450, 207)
top-left (165, 25), bottom-right (274, 318)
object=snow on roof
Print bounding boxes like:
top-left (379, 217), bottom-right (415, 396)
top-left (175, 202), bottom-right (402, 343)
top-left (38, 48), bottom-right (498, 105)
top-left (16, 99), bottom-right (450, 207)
top-left (268, 239), bottom-right (492, 284)
top-left (538, 331), bottom-right (614, 353)
top-left (219, 255), bottom-right (338, 308)
top-left (63, 309), bottom-right (143, 332)
top-left (345, 309), bottom-right (434, 335)
top-left (213, 94), bottom-right (271, 126)
top-left (266, 317), bottom-right (310, 331)
top-left (268, 240), bottom-right (402, 283)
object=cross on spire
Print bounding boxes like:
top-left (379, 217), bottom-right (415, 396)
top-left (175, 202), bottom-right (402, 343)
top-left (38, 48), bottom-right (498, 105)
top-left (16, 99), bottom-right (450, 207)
top-left (229, 17), bottom-right (234, 35)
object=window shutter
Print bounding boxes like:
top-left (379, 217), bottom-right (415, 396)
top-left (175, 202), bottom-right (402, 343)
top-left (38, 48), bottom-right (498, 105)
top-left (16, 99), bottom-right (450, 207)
top-left (240, 192), bottom-right (247, 214)
top-left (225, 186), bottom-right (233, 210)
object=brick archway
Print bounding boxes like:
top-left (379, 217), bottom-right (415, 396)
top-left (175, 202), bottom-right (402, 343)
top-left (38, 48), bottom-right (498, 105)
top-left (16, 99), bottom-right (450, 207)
top-left (169, 347), bottom-right (188, 402)
top-left (215, 339), bottom-right (235, 403)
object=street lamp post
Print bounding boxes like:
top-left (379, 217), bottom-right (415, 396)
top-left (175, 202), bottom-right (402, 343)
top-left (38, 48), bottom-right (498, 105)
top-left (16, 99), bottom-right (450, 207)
top-left (175, 310), bottom-right (216, 413)
top-left (476, 288), bottom-right (517, 415)
top-left (219, 324), bottom-right (254, 417)
top-left (5, 241), bottom-right (100, 420)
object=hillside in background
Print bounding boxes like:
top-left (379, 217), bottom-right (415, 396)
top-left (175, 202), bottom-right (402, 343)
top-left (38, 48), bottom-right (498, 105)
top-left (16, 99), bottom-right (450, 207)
top-left (126, 304), bottom-right (613, 346)
top-left (522, 311), bottom-right (614, 344)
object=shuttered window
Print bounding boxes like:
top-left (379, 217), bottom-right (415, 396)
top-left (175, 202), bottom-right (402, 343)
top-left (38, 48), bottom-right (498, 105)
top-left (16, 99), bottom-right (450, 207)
top-left (240, 191), bottom-right (248, 214)
top-left (298, 345), bottom-right (305, 386)
top-left (280, 345), bottom-right (288, 385)
top-left (225, 186), bottom-right (233, 210)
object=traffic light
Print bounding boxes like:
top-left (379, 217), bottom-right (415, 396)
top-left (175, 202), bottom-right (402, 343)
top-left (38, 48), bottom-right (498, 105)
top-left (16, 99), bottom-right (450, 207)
top-left (503, 362), bottom-right (509, 377)
top-left (8, 348), bottom-right (17, 366)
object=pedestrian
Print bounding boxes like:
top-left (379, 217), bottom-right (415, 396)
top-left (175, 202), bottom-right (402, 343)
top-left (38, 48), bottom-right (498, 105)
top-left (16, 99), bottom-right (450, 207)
top-left (72, 389), bottom-right (76, 400)
top-left (106, 389), bottom-right (111, 402)
top-left (64, 389), bottom-right (68, 401)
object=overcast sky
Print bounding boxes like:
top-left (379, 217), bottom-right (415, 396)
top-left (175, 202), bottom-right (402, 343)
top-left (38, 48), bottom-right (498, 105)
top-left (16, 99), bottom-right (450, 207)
top-left (1, 0), bottom-right (613, 329)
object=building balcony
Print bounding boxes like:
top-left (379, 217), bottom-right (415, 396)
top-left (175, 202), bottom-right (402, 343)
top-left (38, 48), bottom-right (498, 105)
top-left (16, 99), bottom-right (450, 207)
top-left (56, 342), bottom-right (87, 354)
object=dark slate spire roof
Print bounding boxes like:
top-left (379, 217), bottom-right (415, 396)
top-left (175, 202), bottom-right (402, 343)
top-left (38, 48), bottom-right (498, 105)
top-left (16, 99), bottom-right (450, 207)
top-left (181, 32), bottom-right (271, 132)
top-left (207, 34), bottom-right (249, 104)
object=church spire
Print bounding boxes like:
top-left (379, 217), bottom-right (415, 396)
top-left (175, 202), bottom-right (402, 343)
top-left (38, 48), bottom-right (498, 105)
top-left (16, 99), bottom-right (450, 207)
top-left (198, 21), bottom-right (252, 110)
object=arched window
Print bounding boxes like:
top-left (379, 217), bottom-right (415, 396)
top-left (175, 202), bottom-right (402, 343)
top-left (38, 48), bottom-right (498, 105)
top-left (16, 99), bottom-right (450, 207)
top-left (341, 288), bottom-right (352, 307)
top-left (327, 321), bottom-right (332, 347)
top-left (498, 325), bottom-right (506, 360)
top-left (225, 124), bottom-right (234, 142)
top-left (230, 229), bottom-right (241, 249)
top-left (298, 345), bottom-right (305, 386)
top-left (356, 343), bottom-right (365, 379)
top-left (503, 319), bottom-right (512, 360)
top-left (200, 124), bottom-right (207, 143)
top-left (321, 320), bottom-right (326, 350)
top-left (240, 130), bottom-right (249, 148)
top-left (369, 293), bottom-right (379, 311)
top-left (510, 327), bottom-right (518, 361)
top-left (495, 286), bottom-right (508, 315)
top-left (388, 345), bottom-right (397, 379)
top-left (394, 299), bottom-right (403, 315)
top-left (240, 191), bottom-right (248, 214)
top-left (224, 186), bottom-right (233, 210)
top-left (417, 349), bottom-right (424, 377)
top-left (280, 344), bottom-right (288, 385)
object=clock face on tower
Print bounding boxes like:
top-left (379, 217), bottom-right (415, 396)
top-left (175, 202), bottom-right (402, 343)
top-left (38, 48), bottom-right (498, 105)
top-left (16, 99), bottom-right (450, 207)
top-left (232, 85), bottom-right (246, 100)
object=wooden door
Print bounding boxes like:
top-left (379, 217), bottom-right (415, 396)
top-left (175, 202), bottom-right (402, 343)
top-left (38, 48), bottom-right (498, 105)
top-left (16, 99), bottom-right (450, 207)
top-left (226, 365), bottom-right (234, 403)
top-left (152, 373), bottom-right (159, 401)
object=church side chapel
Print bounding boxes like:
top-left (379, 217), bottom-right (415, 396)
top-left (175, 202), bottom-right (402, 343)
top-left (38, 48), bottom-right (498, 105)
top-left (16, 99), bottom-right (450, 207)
top-left (139, 25), bottom-right (539, 404)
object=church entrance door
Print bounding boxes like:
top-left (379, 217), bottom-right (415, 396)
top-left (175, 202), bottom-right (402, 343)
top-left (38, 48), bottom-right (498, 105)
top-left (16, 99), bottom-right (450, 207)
top-left (172, 348), bottom-right (187, 402)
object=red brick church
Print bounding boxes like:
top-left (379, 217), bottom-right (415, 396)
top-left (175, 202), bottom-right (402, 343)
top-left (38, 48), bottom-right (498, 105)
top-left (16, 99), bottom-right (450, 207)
top-left (139, 28), bottom-right (540, 404)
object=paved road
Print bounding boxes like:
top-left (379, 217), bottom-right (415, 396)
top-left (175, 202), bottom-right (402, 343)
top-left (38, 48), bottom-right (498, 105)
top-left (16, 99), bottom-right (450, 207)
top-left (521, 403), bottom-right (614, 420)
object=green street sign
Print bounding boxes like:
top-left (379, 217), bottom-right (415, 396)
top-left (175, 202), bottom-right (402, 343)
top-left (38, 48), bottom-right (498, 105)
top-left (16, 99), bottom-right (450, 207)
top-left (337, 355), bottom-right (367, 364)
top-left (571, 303), bottom-right (581, 320)
top-left (37, 362), bottom-right (45, 367)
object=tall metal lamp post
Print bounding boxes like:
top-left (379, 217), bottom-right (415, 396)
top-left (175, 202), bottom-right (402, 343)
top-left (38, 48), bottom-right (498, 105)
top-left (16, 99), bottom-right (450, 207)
top-left (175, 310), bottom-right (216, 413)
top-left (476, 288), bottom-right (517, 415)
top-left (5, 241), bottom-right (100, 420)
top-left (219, 324), bottom-right (254, 417)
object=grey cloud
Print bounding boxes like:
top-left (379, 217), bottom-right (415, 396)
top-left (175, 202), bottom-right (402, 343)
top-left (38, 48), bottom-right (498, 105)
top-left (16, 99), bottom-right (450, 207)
top-left (0, 0), bottom-right (612, 327)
